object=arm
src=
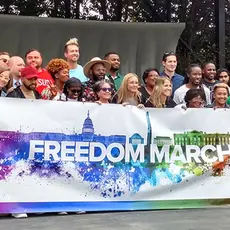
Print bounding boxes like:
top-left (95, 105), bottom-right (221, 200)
top-left (6, 90), bottom-right (17, 98)
top-left (173, 90), bottom-right (181, 105)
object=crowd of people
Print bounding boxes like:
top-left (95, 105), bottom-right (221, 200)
top-left (1, 38), bottom-right (230, 110)
top-left (0, 38), bottom-right (229, 219)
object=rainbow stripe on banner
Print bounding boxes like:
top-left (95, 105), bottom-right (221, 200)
top-left (1, 100), bottom-right (230, 213)
top-left (0, 199), bottom-right (230, 213)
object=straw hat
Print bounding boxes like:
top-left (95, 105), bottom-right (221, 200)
top-left (83, 57), bottom-right (111, 78)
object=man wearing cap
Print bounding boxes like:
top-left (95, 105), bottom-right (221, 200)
top-left (25, 49), bottom-right (54, 94)
top-left (83, 57), bottom-right (112, 102)
top-left (7, 65), bottom-right (41, 99)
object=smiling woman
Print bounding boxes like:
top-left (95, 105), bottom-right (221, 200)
top-left (63, 77), bottom-right (87, 102)
top-left (93, 80), bottom-right (113, 104)
top-left (206, 83), bottom-right (230, 109)
top-left (111, 73), bottom-right (143, 107)
top-left (145, 77), bottom-right (176, 108)
top-left (41, 59), bottom-right (70, 100)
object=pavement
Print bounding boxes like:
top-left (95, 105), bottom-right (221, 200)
top-left (0, 208), bottom-right (229, 230)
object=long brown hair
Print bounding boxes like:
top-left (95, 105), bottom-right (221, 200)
top-left (149, 77), bottom-right (172, 108)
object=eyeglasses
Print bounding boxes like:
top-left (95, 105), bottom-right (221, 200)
top-left (101, 87), bottom-right (112, 92)
top-left (164, 51), bottom-right (176, 56)
top-left (70, 89), bottom-right (82, 94)
top-left (190, 98), bottom-right (205, 105)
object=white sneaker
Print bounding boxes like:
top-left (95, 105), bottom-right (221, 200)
top-left (58, 212), bottom-right (68, 215)
top-left (11, 213), bottom-right (28, 218)
top-left (76, 211), bottom-right (86, 214)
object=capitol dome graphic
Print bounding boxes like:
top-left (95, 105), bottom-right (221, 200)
top-left (82, 111), bottom-right (94, 134)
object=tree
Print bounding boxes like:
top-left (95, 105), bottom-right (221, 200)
top-left (0, 0), bottom-right (228, 71)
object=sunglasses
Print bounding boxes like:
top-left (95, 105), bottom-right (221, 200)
top-left (164, 51), bottom-right (176, 56)
top-left (162, 51), bottom-right (176, 61)
top-left (101, 87), bottom-right (112, 92)
top-left (70, 89), bottom-right (82, 94)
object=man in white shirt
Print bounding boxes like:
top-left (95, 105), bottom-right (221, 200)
top-left (8, 56), bottom-right (25, 88)
top-left (174, 64), bottom-right (211, 105)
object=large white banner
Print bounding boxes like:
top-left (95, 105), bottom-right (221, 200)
top-left (0, 98), bottom-right (230, 213)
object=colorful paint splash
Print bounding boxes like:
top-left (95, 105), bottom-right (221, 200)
top-left (212, 155), bottom-right (230, 176)
top-left (1, 127), bottom-right (230, 198)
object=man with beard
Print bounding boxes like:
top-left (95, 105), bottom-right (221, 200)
top-left (25, 49), bottom-right (54, 94)
top-left (202, 62), bottom-right (219, 90)
top-left (83, 57), bottom-right (111, 102)
top-left (64, 38), bottom-right (88, 83)
top-left (202, 62), bottom-right (219, 101)
top-left (173, 64), bottom-right (211, 105)
top-left (7, 65), bottom-right (41, 99)
top-left (104, 52), bottom-right (123, 91)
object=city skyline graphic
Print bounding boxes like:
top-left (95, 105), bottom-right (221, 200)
top-left (0, 111), bottom-right (229, 197)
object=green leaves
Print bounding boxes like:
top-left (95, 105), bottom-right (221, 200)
top-left (0, 0), bottom-right (228, 70)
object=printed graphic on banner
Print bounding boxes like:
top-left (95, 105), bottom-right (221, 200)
top-left (1, 110), bottom-right (230, 199)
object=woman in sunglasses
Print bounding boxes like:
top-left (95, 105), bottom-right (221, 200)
top-left (63, 78), bottom-right (87, 102)
top-left (93, 80), bottom-right (113, 104)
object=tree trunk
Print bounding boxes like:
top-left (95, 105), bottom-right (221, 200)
top-left (74, 0), bottom-right (82, 19)
top-left (99, 0), bottom-right (108, 21)
top-left (64, 0), bottom-right (71, 18)
top-left (51, 0), bottom-right (59, 17)
top-left (115, 0), bottom-right (123, 21)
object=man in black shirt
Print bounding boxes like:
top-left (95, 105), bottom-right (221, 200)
top-left (7, 65), bottom-right (40, 99)
top-left (202, 62), bottom-right (219, 102)
top-left (202, 63), bottom-right (218, 90)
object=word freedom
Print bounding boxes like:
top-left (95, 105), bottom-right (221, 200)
top-left (28, 140), bottom-right (230, 164)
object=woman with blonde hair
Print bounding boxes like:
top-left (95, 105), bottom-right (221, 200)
top-left (112, 73), bottom-right (143, 107)
top-left (145, 77), bottom-right (176, 108)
